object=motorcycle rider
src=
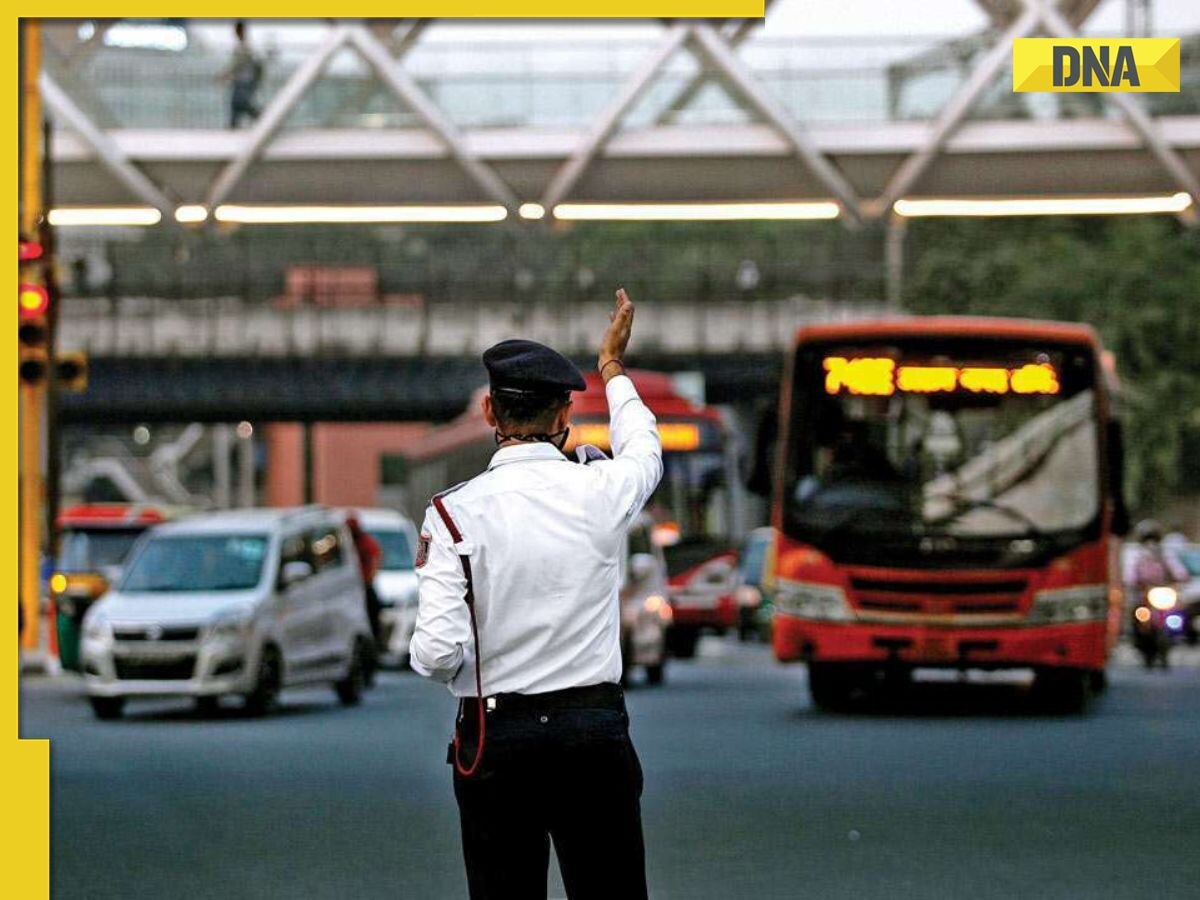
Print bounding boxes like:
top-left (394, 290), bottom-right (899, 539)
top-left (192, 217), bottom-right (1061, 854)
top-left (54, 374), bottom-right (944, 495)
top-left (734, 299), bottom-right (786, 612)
top-left (1123, 520), bottom-right (1186, 589)
top-left (1124, 519), bottom-right (1188, 667)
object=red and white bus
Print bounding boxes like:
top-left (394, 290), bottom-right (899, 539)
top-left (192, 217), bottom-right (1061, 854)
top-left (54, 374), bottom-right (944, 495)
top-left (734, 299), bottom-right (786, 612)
top-left (399, 370), bottom-right (742, 657)
top-left (763, 318), bottom-right (1125, 710)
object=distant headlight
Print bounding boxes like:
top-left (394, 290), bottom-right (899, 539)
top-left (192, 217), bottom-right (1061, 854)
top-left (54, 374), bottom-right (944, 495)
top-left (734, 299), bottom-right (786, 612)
top-left (207, 611), bottom-right (252, 640)
top-left (82, 611), bottom-right (111, 640)
top-left (1029, 585), bottom-right (1109, 623)
top-left (1148, 586), bottom-right (1178, 611)
top-left (643, 593), bottom-right (672, 623)
top-left (735, 585), bottom-right (763, 608)
top-left (775, 580), bottom-right (852, 622)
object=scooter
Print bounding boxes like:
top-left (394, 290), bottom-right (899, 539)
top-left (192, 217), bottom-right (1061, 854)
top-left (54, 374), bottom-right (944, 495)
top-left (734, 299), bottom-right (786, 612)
top-left (1131, 584), bottom-right (1184, 669)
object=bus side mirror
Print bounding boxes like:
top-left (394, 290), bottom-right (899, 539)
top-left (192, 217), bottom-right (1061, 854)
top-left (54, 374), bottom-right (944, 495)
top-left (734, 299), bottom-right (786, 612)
top-left (746, 404), bottom-right (777, 498)
top-left (1108, 420), bottom-right (1130, 538)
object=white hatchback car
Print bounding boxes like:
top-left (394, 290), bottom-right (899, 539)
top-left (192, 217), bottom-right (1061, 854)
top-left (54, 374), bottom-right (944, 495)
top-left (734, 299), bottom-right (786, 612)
top-left (347, 507), bottom-right (420, 666)
top-left (80, 507), bottom-right (373, 719)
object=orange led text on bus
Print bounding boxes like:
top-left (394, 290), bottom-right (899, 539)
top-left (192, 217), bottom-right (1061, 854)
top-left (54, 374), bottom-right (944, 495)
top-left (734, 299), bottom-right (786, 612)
top-left (823, 357), bottom-right (1060, 397)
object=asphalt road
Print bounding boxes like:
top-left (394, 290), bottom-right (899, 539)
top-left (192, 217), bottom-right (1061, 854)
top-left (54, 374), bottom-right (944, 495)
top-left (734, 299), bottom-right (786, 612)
top-left (20, 639), bottom-right (1200, 900)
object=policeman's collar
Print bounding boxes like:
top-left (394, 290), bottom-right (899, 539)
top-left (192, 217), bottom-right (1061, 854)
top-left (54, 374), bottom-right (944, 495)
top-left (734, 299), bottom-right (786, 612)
top-left (488, 442), bottom-right (570, 469)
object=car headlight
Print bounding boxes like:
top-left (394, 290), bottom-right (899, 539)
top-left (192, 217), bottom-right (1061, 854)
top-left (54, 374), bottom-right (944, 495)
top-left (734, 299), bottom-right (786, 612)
top-left (207, 611), bottom-right (252, 641)
top-left (82, 611), bottom-right (111, 641)
top-left (775, 580), bottom-right (852, 622)
top-left (1148, 586), bottom-right (1178, 611)
top-left (1029, 585), bottom-right (1109, 623)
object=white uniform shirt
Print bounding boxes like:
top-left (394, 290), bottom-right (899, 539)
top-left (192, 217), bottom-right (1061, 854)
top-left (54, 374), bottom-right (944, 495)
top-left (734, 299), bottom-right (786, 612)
top-left (410, 375), bottom-right (663, 697)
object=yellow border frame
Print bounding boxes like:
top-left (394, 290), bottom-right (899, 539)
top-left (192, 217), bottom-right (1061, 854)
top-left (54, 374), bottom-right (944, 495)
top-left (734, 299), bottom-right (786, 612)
top-left (7, 10), bottom-right (763, 896)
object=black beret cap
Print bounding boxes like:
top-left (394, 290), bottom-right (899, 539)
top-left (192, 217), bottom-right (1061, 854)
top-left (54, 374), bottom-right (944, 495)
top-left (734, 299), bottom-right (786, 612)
top-left (483, 339), bottom-right (586, 394)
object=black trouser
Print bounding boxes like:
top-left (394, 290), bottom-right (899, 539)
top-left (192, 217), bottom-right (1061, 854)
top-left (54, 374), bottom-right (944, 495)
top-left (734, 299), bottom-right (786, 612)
top-left (451, 683), bottom-right (648, 900)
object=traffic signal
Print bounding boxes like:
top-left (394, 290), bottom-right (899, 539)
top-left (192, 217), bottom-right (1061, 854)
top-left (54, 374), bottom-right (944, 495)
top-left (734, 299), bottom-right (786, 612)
top-left (55, 351), bottom-right (88, 393)
top-left (18, 237), bottom-right (49, 386)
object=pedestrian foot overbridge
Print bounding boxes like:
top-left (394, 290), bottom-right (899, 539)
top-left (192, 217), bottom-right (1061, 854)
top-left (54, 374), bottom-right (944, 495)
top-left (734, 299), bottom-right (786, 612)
top-left (41, 10), bottom-right (1200, 228)
top-left (56, 296), bottom-right (890, 423)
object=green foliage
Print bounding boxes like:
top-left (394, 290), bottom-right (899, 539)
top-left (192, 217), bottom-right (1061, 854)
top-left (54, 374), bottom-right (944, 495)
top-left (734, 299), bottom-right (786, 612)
top-left (903, 215), bottom-right (1200, 513)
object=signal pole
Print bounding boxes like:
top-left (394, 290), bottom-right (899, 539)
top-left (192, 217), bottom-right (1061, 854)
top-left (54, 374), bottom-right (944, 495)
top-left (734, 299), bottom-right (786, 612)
top-left (20, 20), bottom-right (44, 650)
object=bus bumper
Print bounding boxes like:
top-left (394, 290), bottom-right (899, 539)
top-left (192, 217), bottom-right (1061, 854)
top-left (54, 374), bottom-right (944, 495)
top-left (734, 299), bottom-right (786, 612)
top-left (773, 615), bottom-right (1108, 670)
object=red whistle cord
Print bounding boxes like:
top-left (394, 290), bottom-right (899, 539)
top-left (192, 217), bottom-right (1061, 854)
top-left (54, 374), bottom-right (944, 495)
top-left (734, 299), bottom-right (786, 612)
top-left (433, 493), bottom-right (486, 778)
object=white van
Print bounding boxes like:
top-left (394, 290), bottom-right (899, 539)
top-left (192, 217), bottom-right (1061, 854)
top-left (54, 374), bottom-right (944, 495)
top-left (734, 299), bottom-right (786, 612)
top-left (80, 507), bottom-right (373, 719)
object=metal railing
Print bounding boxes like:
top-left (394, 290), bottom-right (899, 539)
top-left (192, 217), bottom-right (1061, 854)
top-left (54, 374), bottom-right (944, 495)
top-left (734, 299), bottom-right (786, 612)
top-left (57, 295), bottom-right (894, 359)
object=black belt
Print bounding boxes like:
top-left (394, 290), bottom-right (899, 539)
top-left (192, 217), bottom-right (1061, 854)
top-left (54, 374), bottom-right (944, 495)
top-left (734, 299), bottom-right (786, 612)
top-left (475, 682), bottom-right (625, 714)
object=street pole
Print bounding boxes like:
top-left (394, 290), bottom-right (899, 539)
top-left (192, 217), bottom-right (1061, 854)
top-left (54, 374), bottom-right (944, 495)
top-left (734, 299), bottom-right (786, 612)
top-left (20, 20), bottom-right (45, 650)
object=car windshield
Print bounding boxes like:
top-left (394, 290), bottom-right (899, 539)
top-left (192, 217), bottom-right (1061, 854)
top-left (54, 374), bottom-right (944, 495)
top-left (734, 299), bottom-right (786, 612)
top-left (785, 337), bottom-right (1101, 566)
top-left (58, 528), bottom-right (144, 572)
top-left (367, 528), bottom-right (414, 571)
top-left (121, 534), bottom-right (270, 592)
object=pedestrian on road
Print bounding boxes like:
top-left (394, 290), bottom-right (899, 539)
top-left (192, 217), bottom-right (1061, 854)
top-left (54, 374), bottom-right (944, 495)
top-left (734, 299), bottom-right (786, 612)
top-left (410, 289), bottom-right (662, 900)
top-left (345, 513), bottom-right (384, 647)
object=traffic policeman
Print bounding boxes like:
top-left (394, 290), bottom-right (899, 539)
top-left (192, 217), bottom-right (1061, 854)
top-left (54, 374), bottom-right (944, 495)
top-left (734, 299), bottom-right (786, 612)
top-left (411, 289), bottom-right (662, 900)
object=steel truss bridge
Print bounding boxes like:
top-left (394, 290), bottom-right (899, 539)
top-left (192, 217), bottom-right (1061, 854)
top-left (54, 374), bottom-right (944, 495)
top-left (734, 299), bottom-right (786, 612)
top-left (37, 2), bottom-right (1200, 423)
top-left (43, 3), bottom-right (1200, 225)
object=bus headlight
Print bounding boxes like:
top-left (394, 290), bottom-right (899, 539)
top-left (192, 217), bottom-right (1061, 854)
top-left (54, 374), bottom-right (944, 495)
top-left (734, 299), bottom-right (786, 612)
top-left (1147, 586), bottom-right (1178, 611)
top-left (775, 580), bottom-right (852, 622)
top-left (1029, 585), bottom-right (1108, 623)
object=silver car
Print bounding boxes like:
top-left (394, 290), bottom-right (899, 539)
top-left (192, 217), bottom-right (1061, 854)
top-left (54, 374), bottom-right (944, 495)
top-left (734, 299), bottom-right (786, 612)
top-left (80, 507), bottom-right (373, 719)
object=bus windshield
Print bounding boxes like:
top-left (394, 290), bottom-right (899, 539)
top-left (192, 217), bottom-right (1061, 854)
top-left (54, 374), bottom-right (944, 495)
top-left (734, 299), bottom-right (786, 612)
top-left (784, 337), bottom-right (1101, 567)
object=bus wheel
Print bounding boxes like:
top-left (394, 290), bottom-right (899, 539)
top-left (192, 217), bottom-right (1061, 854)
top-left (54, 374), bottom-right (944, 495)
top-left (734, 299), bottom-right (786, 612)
top-left (1032, 667), bottom-right (1091, 714)
top-left (807, 663), bottom-right (858, 712)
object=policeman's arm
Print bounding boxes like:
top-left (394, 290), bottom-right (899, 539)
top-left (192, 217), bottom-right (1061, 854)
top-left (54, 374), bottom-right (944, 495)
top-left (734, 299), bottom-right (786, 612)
top-left (591, 288), bottom-right (664, 525)
top-left (602, 374), bottom-right (664, 527)
top-left (410, 508), bottom-right (471, 683)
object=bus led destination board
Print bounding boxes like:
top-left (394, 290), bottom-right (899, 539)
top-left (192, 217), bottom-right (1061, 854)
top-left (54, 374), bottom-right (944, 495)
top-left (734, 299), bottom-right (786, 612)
top-left (822, 357), bottom-right (1061, 397)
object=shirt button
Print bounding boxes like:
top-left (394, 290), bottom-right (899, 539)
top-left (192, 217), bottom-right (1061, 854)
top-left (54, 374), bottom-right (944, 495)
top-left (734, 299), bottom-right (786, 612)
top-left (539, 715), bottom-right (549, 724)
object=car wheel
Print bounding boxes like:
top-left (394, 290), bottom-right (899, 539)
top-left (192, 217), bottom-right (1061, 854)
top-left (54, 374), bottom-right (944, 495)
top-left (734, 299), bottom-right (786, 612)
top-left (89, 696), bottom-right (125, 720)
top-left (667, 628), bottom-right (699, 659)
top-left (194, 696), bottom-right (221, 716)
top-left (244, 645), bottom-right (282, 717)
top-left (645, 662), bottom-right (666, 686)
top-left (335, 641), bottom-right (366, 707)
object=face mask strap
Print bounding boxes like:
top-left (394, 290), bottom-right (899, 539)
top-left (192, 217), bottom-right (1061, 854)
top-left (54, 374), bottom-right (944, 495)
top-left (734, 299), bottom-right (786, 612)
top-left (494, 426), bottom-right (570, 451)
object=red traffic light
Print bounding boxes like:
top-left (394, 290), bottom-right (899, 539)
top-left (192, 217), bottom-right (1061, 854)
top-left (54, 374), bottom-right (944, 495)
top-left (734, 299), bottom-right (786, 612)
top-left (19, 240), bottom-right (44, 262)
top-left (19, 283), bottom-right (49, 318)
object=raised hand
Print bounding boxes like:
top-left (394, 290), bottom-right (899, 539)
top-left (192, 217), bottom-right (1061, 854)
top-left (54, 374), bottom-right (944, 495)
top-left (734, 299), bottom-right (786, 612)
top-left (599, 288), bottom-right (635, 381)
